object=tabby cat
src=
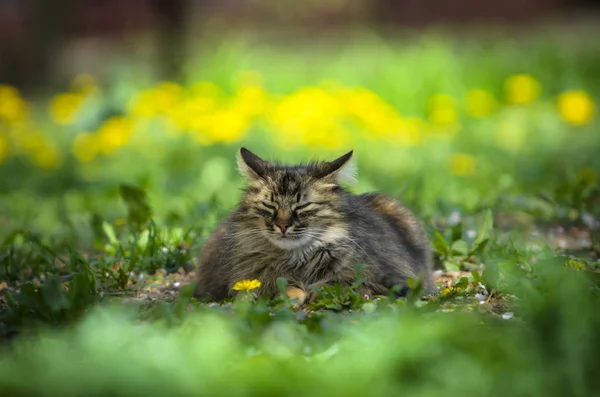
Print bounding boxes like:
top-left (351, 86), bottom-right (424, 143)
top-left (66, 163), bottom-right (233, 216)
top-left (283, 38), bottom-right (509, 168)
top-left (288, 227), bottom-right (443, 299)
top-left (193, 148), bottom-right (434, 304)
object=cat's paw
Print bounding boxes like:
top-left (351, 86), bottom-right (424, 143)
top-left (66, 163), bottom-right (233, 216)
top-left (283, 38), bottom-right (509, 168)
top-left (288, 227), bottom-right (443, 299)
top-left (285, 286), bottom-right (307, 307)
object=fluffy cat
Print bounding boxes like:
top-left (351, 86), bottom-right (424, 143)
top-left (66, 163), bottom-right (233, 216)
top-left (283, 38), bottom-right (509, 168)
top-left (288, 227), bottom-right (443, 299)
top-left (193, 148), bottom-right (434, 304)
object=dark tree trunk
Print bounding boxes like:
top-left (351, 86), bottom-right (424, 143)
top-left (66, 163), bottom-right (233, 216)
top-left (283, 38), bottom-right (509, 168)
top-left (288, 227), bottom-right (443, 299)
top-left (18, 0), bottom-right (77, 93)
top-left (151, 0), bottom-right (188, 82)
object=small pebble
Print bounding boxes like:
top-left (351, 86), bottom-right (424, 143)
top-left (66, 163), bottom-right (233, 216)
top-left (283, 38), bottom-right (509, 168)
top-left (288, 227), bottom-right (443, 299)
top-left (475, 293), bottom-right (488, 302)
top-left (448, 211), bottom-right (461, 226)
top-left (578, 238), bottom-right (590, 248)
top-left (502, 312), bottom-right (514, 320)
top-left (582, 213), bottom-right (599, 230)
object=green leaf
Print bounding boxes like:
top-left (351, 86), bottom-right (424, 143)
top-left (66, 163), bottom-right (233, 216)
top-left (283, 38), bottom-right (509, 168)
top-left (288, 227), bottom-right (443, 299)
top-left (470, 209), bottom-right (494, 255)
top-left (42, 275), bottom-right (71, 312)
top-left (450, 221), bottom-right (463, 243)
top-left (451, 240), bottom-right (469, 256)
top-left (276, 277), bottom-right (289, 295)
top-left (2, 229), bottom-right (26, 247)
top-left (443, 258), bottom-right (461, 272)
top-left (406, 277), bottom-right (424, 306)
top-left (102, 221), bottom-right (119, 245)
top-left (482, 262), bottom-right (500, 288)
top-left (471, 270), bottom-right (483, 284)
top-left (351, 263), bottom-right (368, 289)
top-left (174, 283), bottom-right (195, 318)
top-left (119, 184), bottom-right (152, 230)
top-left (454, 277), bottom-right (469, 289)
top-left (433, 230), bottom-right (450, 257)
top-left (90, 213), bottom-right (105, 243)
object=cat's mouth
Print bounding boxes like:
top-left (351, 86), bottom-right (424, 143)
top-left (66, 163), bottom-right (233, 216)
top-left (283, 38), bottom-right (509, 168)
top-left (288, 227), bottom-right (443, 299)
top-left (266, 231), bottom-right (315, 250)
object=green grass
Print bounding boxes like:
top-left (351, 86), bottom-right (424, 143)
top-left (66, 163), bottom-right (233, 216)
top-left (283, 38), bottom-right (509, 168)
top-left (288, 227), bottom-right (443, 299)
top-left (1, 29), bottom-right (600, 396)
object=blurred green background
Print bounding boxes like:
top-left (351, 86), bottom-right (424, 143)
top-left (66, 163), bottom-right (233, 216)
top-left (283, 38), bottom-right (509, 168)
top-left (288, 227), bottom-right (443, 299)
top-left (0, 1), bottom-right (599, 396)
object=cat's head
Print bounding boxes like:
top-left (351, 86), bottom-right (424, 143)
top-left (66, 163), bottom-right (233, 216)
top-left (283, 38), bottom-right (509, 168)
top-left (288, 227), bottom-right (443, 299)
top-left (236, 147), bottom-right (356, 250)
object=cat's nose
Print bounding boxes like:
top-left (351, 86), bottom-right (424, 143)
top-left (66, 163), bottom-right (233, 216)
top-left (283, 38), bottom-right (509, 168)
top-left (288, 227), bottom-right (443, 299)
top-left (275, 210), bottom-right (293, 233)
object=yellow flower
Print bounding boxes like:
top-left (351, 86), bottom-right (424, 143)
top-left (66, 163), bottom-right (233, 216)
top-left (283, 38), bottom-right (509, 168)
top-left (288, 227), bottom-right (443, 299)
top-left (440, 287), bottom-right (453, 297)
top-left (466, 89), bottom-right (497, 117)
top-left (428, 94), bottom-right (458, 127)
top-left (31, 147), bottom-right (61, 169)
top-left (566, 258), bottom-right (585, 271)
top-left (577, 168), bottom-right (596, 185)
top-left (129, 82), bottom-right (183, 119)
top-left (207, 108), bottom-right (249, 143)
top-left (505, 74), bottom-right (540, 105)
top-left (50, 92), bottom-right (85, 125)
top-left (0, 85), bottom-right (28, 124)
top-left (268, 86), bottom-right (346, 148)
top-left (387, 117), bottom-right (422, 147)
top-left (231, 85), bottom-right (269, 118)
top-left (72, 133), bottom-right (99, 162)
top-left (340, 87), bottom-right (403, 139)
top-left (232, 279), bottom-right (262, 292)
top-left (451, 153), bottom-right (477, 176)
top-left (96, 116), bottom-right (134, 155)
top-left (557, 90), bottom-right (596, 126)
top-left (0, 133), bottom-right (8, 164)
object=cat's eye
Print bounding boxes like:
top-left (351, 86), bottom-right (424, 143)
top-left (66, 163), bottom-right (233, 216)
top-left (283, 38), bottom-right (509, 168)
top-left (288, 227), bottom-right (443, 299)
top-left (261, 201), bottom-right (277, 211)
top-left (293, 202), bottom-right (313, 212)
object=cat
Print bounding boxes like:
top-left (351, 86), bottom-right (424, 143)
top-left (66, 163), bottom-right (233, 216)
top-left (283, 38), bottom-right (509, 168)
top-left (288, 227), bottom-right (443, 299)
top-left (193, 148), bottom-right (435, 304)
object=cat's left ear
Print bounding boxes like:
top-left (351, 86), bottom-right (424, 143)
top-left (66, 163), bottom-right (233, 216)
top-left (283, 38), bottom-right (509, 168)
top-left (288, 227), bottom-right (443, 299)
top-left (237, 147), bottom-right (268, 180)
top-left (317, 150), bottom-right (357, 183)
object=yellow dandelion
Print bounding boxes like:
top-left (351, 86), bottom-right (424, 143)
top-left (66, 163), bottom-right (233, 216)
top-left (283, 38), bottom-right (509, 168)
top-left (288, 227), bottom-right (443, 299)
top-left (129, 82), bottom-right (183, 119)
top-left (566, 258), bottom-right (585, 271)
top-left (557, 90), bottom-right (596, 126)
top-left (50, 92), bottom-right (85, 125)
top-left (577, 168), bottom-right (596, 185)
top-left (72, 133), bottom-right (99, 162)
top-left (231, 85), bottom-right (269, 118)
top-left (428, 94), bottom-right (458, 127)
top-left (505, 74), bottom-right (540, 105)
top-left (31, 147), bottom-right (61, 169)
top-left (232, 279), bottom-right (262, 292)
top-left (0, 85), bottom-right (28, 124)
top-left (440, 287), bottom-right (453, 297)
top-left (96, 116), bottom-right (134, 155)
top-left (0, 133), bottom-right (9, 164)
top-left (451, 153), bottom-right (477, 176)
top-left (207, 108), bottom-right (249, 143)
top-left (465, 89), bottom-right (497, 117)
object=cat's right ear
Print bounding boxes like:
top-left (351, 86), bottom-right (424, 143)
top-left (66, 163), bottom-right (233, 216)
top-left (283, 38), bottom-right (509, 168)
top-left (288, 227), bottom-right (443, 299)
top-left (237, 148), bottom-right (267, 179)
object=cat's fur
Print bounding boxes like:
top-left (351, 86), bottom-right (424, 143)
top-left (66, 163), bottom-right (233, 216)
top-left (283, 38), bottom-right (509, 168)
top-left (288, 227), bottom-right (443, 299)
top-left (193, 148), bottom-right (434, 302)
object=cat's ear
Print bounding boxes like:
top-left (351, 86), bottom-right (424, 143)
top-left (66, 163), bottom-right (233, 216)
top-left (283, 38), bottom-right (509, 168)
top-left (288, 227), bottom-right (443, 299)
top-left (237, 147), bottom-right (268, 179)
top-left (316, 150), bottom-right (357, 183)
